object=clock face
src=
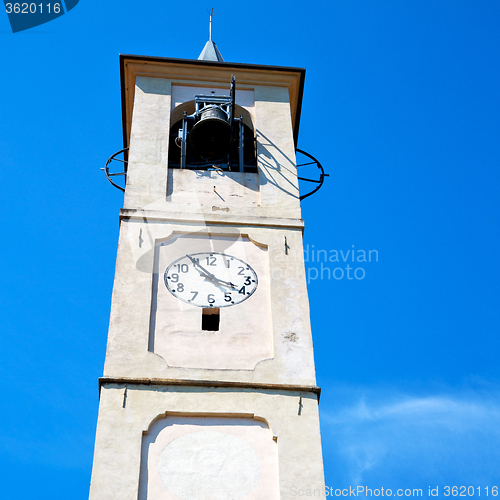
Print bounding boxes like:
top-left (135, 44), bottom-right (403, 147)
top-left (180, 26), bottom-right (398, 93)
top-left (164, 252), bottom-right (258, 308)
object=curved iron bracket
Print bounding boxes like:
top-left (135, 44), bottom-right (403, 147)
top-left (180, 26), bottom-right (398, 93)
top-left (296, 148), bottom-right (328, 201)
top-left (102, 147), bottom-right (128, 192)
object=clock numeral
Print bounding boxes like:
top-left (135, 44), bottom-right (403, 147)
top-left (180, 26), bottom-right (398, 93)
top-left (165, 252), bottom-right (257, 307)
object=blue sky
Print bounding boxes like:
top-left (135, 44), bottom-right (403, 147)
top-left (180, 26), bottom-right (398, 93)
top-left (1, 0), bottom-right (500, 497)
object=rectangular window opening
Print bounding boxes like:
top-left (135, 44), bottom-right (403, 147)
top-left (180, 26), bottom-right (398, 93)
top-left (202, 308), bottom-right (220, 331)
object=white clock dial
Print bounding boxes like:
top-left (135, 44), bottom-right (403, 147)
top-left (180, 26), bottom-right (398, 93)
top-left (164, 252), bottom-right (258, 308)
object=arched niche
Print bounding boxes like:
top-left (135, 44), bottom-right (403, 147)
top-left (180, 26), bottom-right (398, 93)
top-left (138, 413), bottom-right (279, 500)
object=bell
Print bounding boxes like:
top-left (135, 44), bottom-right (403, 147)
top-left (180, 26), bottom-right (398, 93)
top-left (189, 105), bottom-right (232, 161)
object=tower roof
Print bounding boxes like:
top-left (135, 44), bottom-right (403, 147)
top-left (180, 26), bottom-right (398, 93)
top-left (198, 40), bottom-right (224, 62)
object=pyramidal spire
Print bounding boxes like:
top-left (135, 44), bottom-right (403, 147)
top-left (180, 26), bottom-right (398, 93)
top-left (198, 40), bottom-right (224, 62)
top-left (198, 8), bottom-right (224, 62)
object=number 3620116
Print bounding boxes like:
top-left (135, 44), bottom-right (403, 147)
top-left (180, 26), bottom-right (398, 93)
top-left (5, 3), bottom-right (61, 13)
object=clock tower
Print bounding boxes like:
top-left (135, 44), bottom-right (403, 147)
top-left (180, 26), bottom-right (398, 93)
top-left (89, 44), bottom-right (326, 500)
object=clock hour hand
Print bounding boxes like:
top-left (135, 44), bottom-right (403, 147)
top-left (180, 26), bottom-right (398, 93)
top-left (186, 254), bottom-right (236, 289)
top-left (185, 254), bottom-right (217, 280)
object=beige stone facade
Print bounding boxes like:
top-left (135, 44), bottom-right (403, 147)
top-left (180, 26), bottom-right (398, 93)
top-left (89, 55), bottom-right (326, 500)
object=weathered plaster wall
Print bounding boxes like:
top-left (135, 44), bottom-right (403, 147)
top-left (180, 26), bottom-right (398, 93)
top-left (89, 385), bottom-right (325, 500)
top-left (103, 216), bottom-right (316, 386)
top-left (166, 170), bottom-right (260, 208)
top-left (124, 76), bottom-right (171, 211)
top-left (123, 76), bottom-right (301, 219)
top-left (91, 62), bottom-right (325, 500)
top-left (139, 415), bottom-right (278, 500)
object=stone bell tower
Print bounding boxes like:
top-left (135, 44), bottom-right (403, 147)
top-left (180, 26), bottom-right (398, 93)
top-left (89, 42), bottom-right (326, 500)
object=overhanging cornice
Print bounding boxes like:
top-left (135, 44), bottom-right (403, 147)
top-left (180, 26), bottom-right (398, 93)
top-left (119, 54), bottom-right (306, 152)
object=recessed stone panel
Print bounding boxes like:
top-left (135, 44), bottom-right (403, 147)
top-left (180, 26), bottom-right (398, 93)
top-left (149, 233), bottom-right (273, 370)
top-left (139, 415), bottom-right (279, 500)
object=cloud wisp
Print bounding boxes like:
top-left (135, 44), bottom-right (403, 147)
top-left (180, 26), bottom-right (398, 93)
top-left (320, 384), bottom-right (500, 492)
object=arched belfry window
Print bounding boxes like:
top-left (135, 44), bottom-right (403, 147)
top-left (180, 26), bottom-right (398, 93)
top-left (168, 78), bottom-right (257, 173)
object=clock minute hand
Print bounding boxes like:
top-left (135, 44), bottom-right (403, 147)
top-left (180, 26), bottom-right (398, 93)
top-left (186, 254), bottom-right (236, 289)
top-left (186, 254), bottom-right (218, 280)
top-left (189, 257), bottom-right (236, 289)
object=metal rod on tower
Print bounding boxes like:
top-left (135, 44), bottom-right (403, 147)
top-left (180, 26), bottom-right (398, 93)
top-left (181, 112), bottom-right (187, 169)
top-left (239, 115), bottom-right (244, 172)
top-left (208, 8), bottom-right (215, 41)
